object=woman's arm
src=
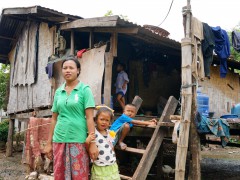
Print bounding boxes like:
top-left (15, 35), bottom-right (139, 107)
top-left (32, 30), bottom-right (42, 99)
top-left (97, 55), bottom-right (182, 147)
top-left (85, 108), bottom-right (99, 160)
top-left (44, 112), bottom-right (58, 159)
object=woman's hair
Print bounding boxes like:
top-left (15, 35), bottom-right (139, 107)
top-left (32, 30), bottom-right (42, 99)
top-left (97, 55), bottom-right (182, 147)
top-left (95, 107), bottom-right (114, 122)
top-left (61, 55), bottom-right (81, 76)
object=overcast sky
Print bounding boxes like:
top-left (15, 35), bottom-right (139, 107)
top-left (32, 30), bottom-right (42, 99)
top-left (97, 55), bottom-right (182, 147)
top-left (1, 0), bottom-right (239, 41)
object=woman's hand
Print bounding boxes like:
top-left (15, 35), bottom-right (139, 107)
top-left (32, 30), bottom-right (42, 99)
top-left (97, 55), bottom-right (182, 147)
top-left (89, 143), bottom-right (99, 161)
top-left (44, 142), bottom-right (53, 160)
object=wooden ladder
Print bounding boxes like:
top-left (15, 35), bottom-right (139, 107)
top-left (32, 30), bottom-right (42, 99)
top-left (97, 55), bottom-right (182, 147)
top-left (119, 96), bottom-right (178, 180)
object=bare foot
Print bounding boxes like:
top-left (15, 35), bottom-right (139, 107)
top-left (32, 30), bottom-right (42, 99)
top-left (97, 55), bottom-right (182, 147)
top-left (119, 142), bottom-right (127, 150)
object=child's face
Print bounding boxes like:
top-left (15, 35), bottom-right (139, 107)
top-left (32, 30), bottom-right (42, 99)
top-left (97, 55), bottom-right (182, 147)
top-left (117, 65), bottom-right (123, 72)
top-left (96, 112), bottom-right (111, 131)
top-left (124, 105), bottom-right (136, 118)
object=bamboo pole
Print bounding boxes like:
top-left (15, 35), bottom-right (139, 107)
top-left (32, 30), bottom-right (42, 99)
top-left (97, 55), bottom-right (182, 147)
top-left (175, 0), bottom-right (192, 179)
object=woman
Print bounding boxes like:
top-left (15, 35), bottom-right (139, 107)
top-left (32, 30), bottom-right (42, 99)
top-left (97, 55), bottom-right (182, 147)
top-left (45, 56), bottom-right (98, 180)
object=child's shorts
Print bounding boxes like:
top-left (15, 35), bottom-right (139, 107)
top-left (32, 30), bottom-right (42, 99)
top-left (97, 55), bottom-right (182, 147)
top-left (112, 123), bottom-right (133, 146)
top-left (116, 91), bottom-right (125, 98)
top-left (91, 162), bottom-right (120, 180)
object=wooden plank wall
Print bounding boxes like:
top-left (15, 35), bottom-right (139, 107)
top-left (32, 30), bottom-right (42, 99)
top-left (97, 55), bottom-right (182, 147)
top-left (7, 22), bottom-right (55, 114)
top-left (199, 66), bottom-right (240, 117)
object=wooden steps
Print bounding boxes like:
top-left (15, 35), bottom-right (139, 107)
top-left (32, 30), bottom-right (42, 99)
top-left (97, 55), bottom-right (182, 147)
top-left (116, 146), bottom-right (145, 154)
top-left (120, 174), bottom-right (132, 180)
top-left (118, 96), bottom-right (178, 180)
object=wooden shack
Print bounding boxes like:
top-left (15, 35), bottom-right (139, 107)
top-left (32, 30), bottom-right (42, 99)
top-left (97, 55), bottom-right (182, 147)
top-left (0, 6), bottom-right (183, 157)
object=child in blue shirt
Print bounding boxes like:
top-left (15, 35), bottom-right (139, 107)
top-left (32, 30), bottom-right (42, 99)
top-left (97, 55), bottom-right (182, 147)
top-left (110, 104), bottom-right (157, 150)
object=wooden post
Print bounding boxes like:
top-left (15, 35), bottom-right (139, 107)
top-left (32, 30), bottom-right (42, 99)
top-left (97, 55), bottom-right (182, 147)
top-left (70, 29), bottom-right (75, 55)
top-left (175, 1), bottom-right (192, 179)
top-left (111, 32), bottom-right (118, 57)
top-left (6, 118), bottom-right (15, 157)
top-left (103, 52), bottom-right (114, 107)
top-left (103, 33), bottom-right (117, 107)
top-left (188, 83), bottom-right (201, 180)
top-left (89, 30), bottom-right (94, 49)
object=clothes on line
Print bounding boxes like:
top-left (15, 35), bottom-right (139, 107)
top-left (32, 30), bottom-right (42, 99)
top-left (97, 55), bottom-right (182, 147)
top-left (211, 26), bottom-right (230, 78)
top-left (201, 23), bottom-right (215, 78)
top-left (195, 112), bottom-right (230, 147)
top-left (232, 31), bottom-right (240, 53)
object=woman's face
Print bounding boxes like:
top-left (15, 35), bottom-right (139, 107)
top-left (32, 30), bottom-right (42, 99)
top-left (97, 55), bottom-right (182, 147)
top-left (62, 60), bottom-right (80, 81)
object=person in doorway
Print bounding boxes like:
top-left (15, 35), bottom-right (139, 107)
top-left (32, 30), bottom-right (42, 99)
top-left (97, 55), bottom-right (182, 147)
top-left (44, 56), bottom-right (98, 180)
top-left (115, 62), bottom-right (129, 110)
top-left (86, 106), bottom-right (120, 180)
top-left (110, 104), bottom-right (157, 150)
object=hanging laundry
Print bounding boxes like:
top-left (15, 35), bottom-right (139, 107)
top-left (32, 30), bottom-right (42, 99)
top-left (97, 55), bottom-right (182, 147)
top-left (232, 31), bottom-right (240, 52)
top-left (211, 26), bottom-right (230, 78)
top-left (191, 17), bottom-right (205, 80)
top-left (77, 49), bottom-right (87, 58)
top-left (45, 62), bottom-right (54, 79)
top-left (201, 23), bottom-right (215, 78)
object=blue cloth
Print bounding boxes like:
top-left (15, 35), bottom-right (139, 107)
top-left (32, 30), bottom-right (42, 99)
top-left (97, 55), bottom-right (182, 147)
top-left (45, 62), bottom-right (54, 79)
top-left (211, 26), bottom-right (230, 78)
top-left (110, 114), bottom-right (133, 132)
top-left (195, 112), bottom-right (230, 147)
top-left (115, 71), bottom-right (129, 95)
top-left (232, 31), bottom-right (240, 52)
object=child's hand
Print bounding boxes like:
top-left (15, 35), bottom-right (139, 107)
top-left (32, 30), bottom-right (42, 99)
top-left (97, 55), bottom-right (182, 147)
top-left (150, 119), bottom-right (157, 125)
top-left (86, 132), bottom-right (96, 144)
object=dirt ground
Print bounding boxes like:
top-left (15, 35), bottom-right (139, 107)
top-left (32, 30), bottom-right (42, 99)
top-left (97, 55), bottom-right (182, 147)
top-left (0, 146), bottom-right (240, 180)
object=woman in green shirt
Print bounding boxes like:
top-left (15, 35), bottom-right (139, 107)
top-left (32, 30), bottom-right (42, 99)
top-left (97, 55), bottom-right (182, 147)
top-left (45, 56), bottom-right (98, 180)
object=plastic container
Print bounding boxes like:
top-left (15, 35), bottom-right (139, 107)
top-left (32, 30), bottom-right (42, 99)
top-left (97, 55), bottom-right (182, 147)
top-left (231, 103), bottom-right (240, 117)
top-left (197, 90), bottom-right (209, 117)
top-left (220, 114), bottom-right (238, 119)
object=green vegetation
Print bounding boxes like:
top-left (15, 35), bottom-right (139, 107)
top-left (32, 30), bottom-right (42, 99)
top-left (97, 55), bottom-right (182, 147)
top-left (104, 10), bottom-right (129, 21)
top-left (0, 64), bottom-right (10, 111)
top-left (0, 120), bottom-right (9, 142)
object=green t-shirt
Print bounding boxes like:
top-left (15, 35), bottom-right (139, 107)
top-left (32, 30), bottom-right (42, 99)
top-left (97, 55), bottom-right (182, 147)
top-left (51, 82), bottom-right (95, 143)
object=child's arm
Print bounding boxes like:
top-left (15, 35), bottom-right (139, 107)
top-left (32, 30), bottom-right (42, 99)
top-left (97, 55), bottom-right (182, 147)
top-left (131, 119), bottom-right (157, 126)
top-left (85, 132), bottom-right (96, 150)
top-left (122, 80), bottom-right (129, 90)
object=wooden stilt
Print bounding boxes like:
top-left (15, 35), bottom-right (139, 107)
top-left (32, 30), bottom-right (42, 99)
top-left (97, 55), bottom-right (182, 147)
top-left (70, 29), bottom-right (75, 55)
top-left (6, 118), bottom-right (15, 157)
top-left (175, 1), bottom-right (193, 179)
top-left (188, 83), bottom-right (201, 180)
top-left (89, 30), bottom-right (94, 49)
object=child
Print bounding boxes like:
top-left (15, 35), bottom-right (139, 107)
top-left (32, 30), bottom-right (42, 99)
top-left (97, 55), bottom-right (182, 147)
top-left (110, 104), bottom-right (157, 150)
top-left (86, 106), bottom-right (120, 180)
top-left (115, 62), bottom-right (129, 110)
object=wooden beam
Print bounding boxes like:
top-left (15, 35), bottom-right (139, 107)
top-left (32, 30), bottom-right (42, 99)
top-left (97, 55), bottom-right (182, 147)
top-left (39, 16), bottom-right (68, 22)
top-left (103, 52), bottom-right (114, 107)
top-left (70, 29), bottom-right (75, 55)
top-left (3, 6), bottom-right (37, 15)
top-left (6, 119), bottom-right (15, 157)
top-left (0, 35), bottom-right (16, 41)
top-left (111, 32), bottom-right (118, 57)
top-left (60, 16), bottom-right (119, 30)
top-left (132, 96), bottom-right (143, 113)
top-left (74, 27), bottom-right (138, 34)
top-left (10, 109), bottom-right (52, 119)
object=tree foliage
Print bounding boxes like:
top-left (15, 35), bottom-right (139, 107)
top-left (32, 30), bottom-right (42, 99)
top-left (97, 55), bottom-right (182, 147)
top-left (0, 64), bottom-right (10, 110)
top-left (104, 10), bottom-right (129, 21)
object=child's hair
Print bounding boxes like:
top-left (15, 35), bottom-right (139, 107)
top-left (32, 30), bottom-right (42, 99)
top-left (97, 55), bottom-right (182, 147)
top-left (118, 62), bottom-right (126, 70)
top-left (95, 107), bottom-right (114, 122)
top-left (125, 104), bottom-right (137, 109)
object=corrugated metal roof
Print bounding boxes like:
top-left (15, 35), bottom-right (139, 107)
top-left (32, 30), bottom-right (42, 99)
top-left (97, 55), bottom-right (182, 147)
top-left (0, 6), bottom-right (82, 64)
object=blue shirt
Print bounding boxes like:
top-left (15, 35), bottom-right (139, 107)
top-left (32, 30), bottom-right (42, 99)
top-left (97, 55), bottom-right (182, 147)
top-left (110, 114), bottom-right (133, 132)
top-left (115, 71), bottom-right (129, 94)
